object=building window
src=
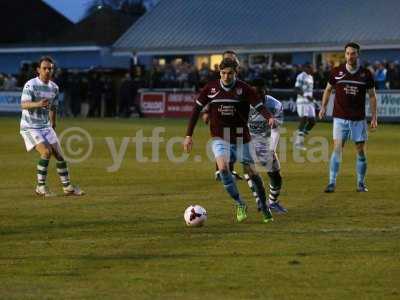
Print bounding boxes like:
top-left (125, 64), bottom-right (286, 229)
top-left (158, 58), bottom-right (166, 66)
top-left (173, 58), bottom-right (183, 65)
top-left (249, 54), bottom-right (270, 67)
top-left (210, 54), bottom-right (223, 70)
top-left (195, 56), bottom-right (209, 70)
top-left (272, 53), bottom-right (292, 64)
top-left (323, 52), bottom-right (345, 67)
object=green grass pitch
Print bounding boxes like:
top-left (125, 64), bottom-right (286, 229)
top-left (0, 117), bottom-right (399, 299)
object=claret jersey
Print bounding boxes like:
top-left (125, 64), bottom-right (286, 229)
top-left (196, 79), bottom-right (261, 143)
top-left (328, 64), bottom-right (374, 120)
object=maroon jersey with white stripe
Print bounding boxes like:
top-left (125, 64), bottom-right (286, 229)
top-left (197, 79), bottom-right (260, 143)
top-left (328, 64), bottom-right (375, 120)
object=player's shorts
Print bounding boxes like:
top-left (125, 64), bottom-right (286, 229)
top-left (211, 139), bottom-right (254, 165)
top-left (297, 101), bottom-right (316, 118)
top-left (250, 129), bottom-right (281, 172)
top-left (20, 127), bottom-right (59, 151)
top-left (333, 118), bottom-right (368, 142)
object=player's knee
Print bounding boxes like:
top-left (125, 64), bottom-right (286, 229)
top-left (219, 165), bottom-right (229, 173)
top-left (52, 150), bottom-right (64, 161)
top-left (40, 148), bottom-right (51, 159)
top-left (308, 118), bottom-right (316, 126)
top-left (228, 161), bottom-right (235, 172)
top-left (333, 142), bottom-right (343, 153)
top-left (259, 160), bottom-right (268, 168)
top-left (242, 163), bottom-right (256, 176)
top-left (357, 150), bottom-right (366, 158)
top-left (268, 171), bottom-right (282, 188)
top-left (355, 142), bottom-right (365, 155)
top-left (219, 169), bottom-right (233, 184)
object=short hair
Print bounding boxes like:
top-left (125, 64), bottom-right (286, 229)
top-left (223, 50), bottom-right (237, 57)
top-left (222, 50), bottom-right (240, 65)
top-left (38, 56), bottom-right (55, 67)
top-left (219, 58), bottom-right (238, 71)
top-left (344, 42), bottom-right (361, 53)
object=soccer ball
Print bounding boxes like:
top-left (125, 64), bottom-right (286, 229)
top-left (184, 205), bottom-right (207, 227)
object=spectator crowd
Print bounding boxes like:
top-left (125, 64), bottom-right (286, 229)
top-left (1, 59), bottom-right (399, 117)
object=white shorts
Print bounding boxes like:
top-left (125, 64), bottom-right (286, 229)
top-left (297, 102), bottom-right (316, 118)
top-left (20, 127), bottom-right (59, 151)
top-left (250, 128), bottom-right (281, 172)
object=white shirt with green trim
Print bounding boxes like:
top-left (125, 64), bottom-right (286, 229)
top-left (20, 77), bottom-right (59, 130)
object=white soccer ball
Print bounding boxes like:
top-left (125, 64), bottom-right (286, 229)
top-left (184, 205), bottom-right (207, 227)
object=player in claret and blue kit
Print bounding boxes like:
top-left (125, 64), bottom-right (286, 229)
top-left (183, 58), bottom-right (277, 223)
top-left (319, 42), bottom-right (378, 193)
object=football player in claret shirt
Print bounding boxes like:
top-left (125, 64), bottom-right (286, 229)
top-left (202, 50), bottom-right (242, 181)
top-left (319, 42), bottom-right (378, 193)
top-left (183, 58), bottom-right (276, 223)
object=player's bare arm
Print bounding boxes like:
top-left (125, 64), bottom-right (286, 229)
top-left (183, 136), bottom-right (193, 153)
top-left (49, 109), bottom-right (56, 129)
top-left (201, 112), bottom-right (209, 124)
top-left (201, 105), bottom-right (210, 124)
top-left (294, 86), bottom-right (304, 96)
top-left (256, 105), bottom-right (277, 127)
top-left (184, 104), bottom-right (202, 153)
top-left (319, 82), bottom-right (333, 119)
top-left (21, 99), bottom-right (49, 110)
top-left (368, 88), bottom-right (378, 129)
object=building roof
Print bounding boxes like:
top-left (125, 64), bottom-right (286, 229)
top-left (57, 7), bottom-right (142, 46)
top-left (0, 1), bottom-right (141, 47)
top-left (114, 0), bottom-right (400, 54)
top-left (0, 0), bottom-right (74, 45)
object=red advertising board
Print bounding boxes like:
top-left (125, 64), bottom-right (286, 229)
top-left (140, 91), bottom-right (197, 117)
top-left (165, 92), bottom-right (197, 117)
top-left (140, 92), bottom-right (165, 116)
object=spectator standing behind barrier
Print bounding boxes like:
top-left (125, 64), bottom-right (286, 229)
top-left (387, 62), bottom-right (400, 89)
top-left (103, 75), bottom-right (116, 117)
top-left (119, 73), bottom-right (132, 117)
top-left (53, 69), bottom-right (68, 117)
top-left (188, 64), bottom-right (199, 90)
top-left (198, 62), bottom-right (210, 88)
top-left (132, 67), bottom-right (144, 117)
top-left (118, 72), bottom-right (143, 118)
top-left (0, 73), bottom-right (5, 89)
top-left (69, 73), bottom-right (81, 117)
top-left (374, 62), bottom-right (387, 90)
top-left (88, 73), bottom-right (102, 117)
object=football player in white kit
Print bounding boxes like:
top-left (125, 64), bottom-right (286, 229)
top-left (294, 63), bottom-right (316, 150)
top-left (20, 56), bottom-right (84, 197)
top-left (246, 79), bottom-right (287, 213)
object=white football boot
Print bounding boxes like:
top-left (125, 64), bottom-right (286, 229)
top-left (63, 184), bottom-right (85, 196)
top-left (35, 185), bottom-right (56, 197)
top-left (294, 132), bottom-right (307, 150)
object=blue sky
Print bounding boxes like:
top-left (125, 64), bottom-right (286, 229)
top-left (43, 0), bottom-right (88, 23)
top-left (43, 0), bottom-right (158, 23)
